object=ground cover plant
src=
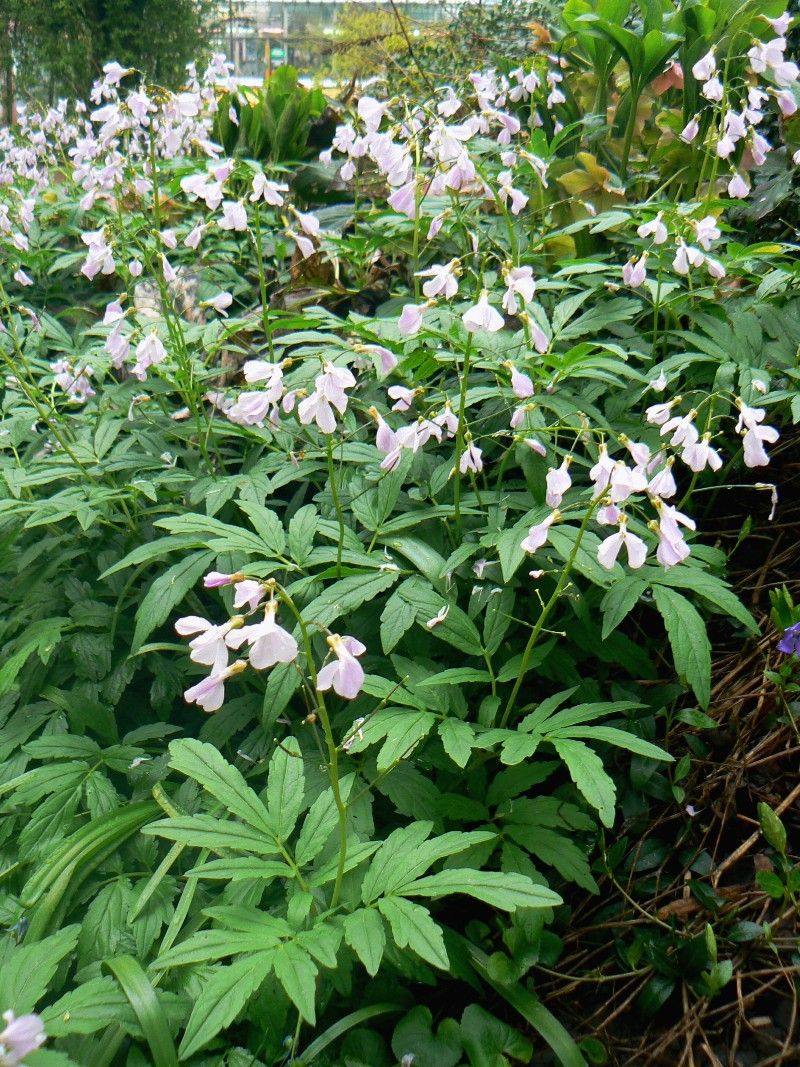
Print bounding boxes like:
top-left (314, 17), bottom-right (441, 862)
top-left (0, 4), bottom-right (799, 1064)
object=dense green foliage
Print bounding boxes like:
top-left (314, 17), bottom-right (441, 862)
top-left (0, 3), bottom-right (798, 1065)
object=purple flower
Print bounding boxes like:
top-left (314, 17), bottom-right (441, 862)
top-left (777, 622), bottom-right (800, 656)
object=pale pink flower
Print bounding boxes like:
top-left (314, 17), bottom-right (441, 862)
top-left (661, 409), bottom-right (699, 447)
top-left (250, 172), bottom-right (286, 205)
top-left (508, 364), bottom-right (534, 398)
top-left (416, 260), bottom-right (459, 299)
top-left (701, 78), bottom-right (724, 103)
top-left (204, 291), bottom-right (233, 316)
top-left (693, 216), bottom-right (721, 251)
top-left (622, 256), bottom-right (647, 287)
top-left (426, 605), bottom-right (450, 629)
top-left (175, 615), bottom-right (244, 673)
top-left (692, 50), bottom-right (716, 80)
top-left (227, 392), bottom-right (273, 427)
top-left (597, 518), bottom-right (647, 570)
top-left (521, 511), bottom-right (558, 554)
top-left (387, 180), bottom-right (418, 219)
top-left (728, 174), bottom-right (750, 199)
top-left (185, 222), bottom-right (208, 249)
top-left (590, 443), bottom-right (615, 497)
top-left (766, 12), bottom-right (791, 35)
top-left (0, 1010), bottom-right (46, 1063)
top-left (596, 504), bottom-right (621, 526)
top-left (388, 385), bottom-right (417, 412)
top-left (203, 571), bottom-right (237, 588)
top-left (609, 462), bottom-right (648, 503)
top-left (243, 360), bottom-right (284, 402)
top-left (502, 265), bottom-right (536, 313)
top-left (638, 212), bottom-right (668, 244)
top-left (646, 399), bottom-right (678, 426)
top-left (316, 634), bottom-right (366, 699)
top-left (184, 661), bottom-right (245, 713)
top-left (545, 459), bottom-right (572, 508)
top-left (398, 303), bottom-right (427, 336)
top-left (463, 291), bottom-right (504, 333)
top-left (523, 437), bottom-right (547, 456)
top-left (218, 199), bottom-right (248, 231)
top-left (298, 391), bottom-right (336, 434)
top-left (680, 117), bottom-right (700, 144)
top-left (226, 601), bottom-right (298, 669)
top-left (13, 269), bottom-right (32, 287)
top-left (648, 458), bottom-right (677, 499)
top-left (459, 441), bottom-right (483, 474)
top-left (358, 95), bottom-right (388, 132)
top-left (705, 256), bottom-right (726, 280)
top-left (132, 331), bottom-right (167, 380)
top-left (682, 433), bottom-right (723, 472)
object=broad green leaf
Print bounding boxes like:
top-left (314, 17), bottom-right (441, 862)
top-left (168, 739), bottom-right (275, 837)
top-left (552, 739), bottom-right (616, 828)
top-left (0, 926), bottom-right (80, 1012)
top-left (398, 869), bottom-right (562, 911)
top-left (273, 942), bottom-right (318, 1024)
top-left (178, 952), bottom-right (274, 1059)
top-left (378, 897), bottom-right (448, 970)
top-left (142, 815), bottom-right (281, 856)
top-left (266, 736), bottom-right (305, 840)
top-left (237, 499), bottom-right (286, 556)
top-left (554, 726), bottom-right (672, 761)
top-left (651, 568), bottom-right (758, 634)
top-left (295, 776), bottom-right (354, 866)
top-left (132, 551), bottom-right (214, 652)
top-left (600, 576), bottom-right (646, 638)
top-left (342, 908), bottom-right (385, 977)
top-left (652, 585), bottom-right (712, 707)
top-left (437, 719), bottom-right (475, 768)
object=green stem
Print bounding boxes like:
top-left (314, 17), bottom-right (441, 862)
top-left (452, 336), bottom-right (473, 539)
top-left (326, 437), bottom-right (345, 578)
top-left (252, 203), bottom-right (274, 360)
top-left (278, 589), bottom-right (348, 910)
top-left (499, 501), bottom-right (598, 729)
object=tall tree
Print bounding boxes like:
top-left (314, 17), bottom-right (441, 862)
top-left (0, 0), bottom-right (214, 112)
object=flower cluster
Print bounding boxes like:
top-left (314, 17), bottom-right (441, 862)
top-left (175, 573), bottom-right (366, 713)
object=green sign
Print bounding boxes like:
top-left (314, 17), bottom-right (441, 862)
top-left (270, 46), bottom-right (285, 60)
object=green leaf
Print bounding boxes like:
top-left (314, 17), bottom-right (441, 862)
top-left (465, 942), bottom-right (588, 1067)
top-left (132, 551), bottom-right (214, 652)
top-left (380, 585), bottom-right (418, 654)
top-left (554, 726), bottom-right (672, 761)
top-left (437, 719), bottom-right (475, 769)
top-left (342, 908), bottom-right (385, 977)
top-left (288, 505), bottom-right (318, 565)
top-left (237, 499), bottom-right (286, 556)
top-left (273, 942), bottom-right (318, 1024)
top-left (178, 952), bottom-right (274, 1059)
top-left (104, 956), bottom-right (178, 1067)
top-left (377, 897), bottom-right (449, 970)
top-left (600, 576), bottom-right (646, 638)
top-left (652, 586), bottom-right (712, 708)
top-left (266, 736), bottom-right (305, 840)
top-left (651, 569), bottom-right (758, 634)
top-left (552, 739), bottom-right (617, 828)
top-left (295, 777), bottom-right (353, 866)
top-left (419, 669), bottom-right (491, 687)
top-left (142, 815), bottom-right (281, 855)
top-left (757, 802), bottom-right (787, 855)
top-left (399, 869), bottom-right (562, 911)
top-left (167, 739), bottom-right (275, 836)
top-left (41, 977), bottom-right (130, 1037)
top-left (0, 927), bottom-right (80, 1012)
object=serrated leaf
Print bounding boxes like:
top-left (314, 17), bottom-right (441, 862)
top-left (266, 736), bottom-right (305, 840)
top-left (600, 576), bottom-right (646, 638)
top-left (652, 586), bottom-right (711, 708)
top-left (178, 952), bottom-right (274, 1058)
top-left (343, 908), bottom-right (385, 977)
top-left (168, 738), bottom-right (276, 836)
top-left (552, 738), bottom-right (616, 828)
top-left (399, 869), bottom-right (562, 911)
top-left (132, 551), bottom-right (214, 652)
top-left (273, 942), bottom-right (318, 1024)
top-left (437, 719), bottom-right (475, 768)
top-left (378, 897), bottom-right (448, 969)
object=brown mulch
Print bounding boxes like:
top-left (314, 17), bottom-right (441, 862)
top-left (538, 436), bottom-right (800, 1066)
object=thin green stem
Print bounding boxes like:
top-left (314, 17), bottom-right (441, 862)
top-left (326, 437), bottom-right (345, 578)
top-left (499, 501), bottom-right (598, 729)
top-left (452, 336), bottom-right (473, 539)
